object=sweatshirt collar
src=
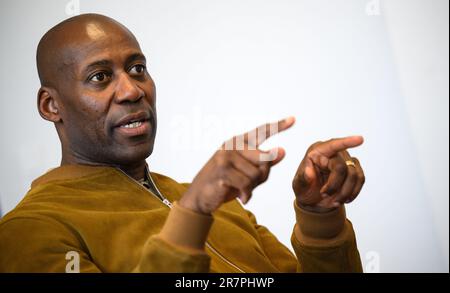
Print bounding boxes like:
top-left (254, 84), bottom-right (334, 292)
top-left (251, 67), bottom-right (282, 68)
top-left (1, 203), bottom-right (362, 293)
top-left (30, 164), bottom-right (117, 189)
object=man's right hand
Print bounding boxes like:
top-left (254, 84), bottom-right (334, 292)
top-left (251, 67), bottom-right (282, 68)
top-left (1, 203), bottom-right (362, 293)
top-left (179, 117), bottom-right (296, 215)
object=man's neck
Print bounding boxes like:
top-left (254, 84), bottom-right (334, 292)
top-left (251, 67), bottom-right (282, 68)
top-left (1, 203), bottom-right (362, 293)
top-left (118, 161), bottom-right (147, 181)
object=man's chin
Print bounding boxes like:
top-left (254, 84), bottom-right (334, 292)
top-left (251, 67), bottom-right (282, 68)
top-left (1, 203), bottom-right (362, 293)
top-left (111, 142), bottom-right (154, 165)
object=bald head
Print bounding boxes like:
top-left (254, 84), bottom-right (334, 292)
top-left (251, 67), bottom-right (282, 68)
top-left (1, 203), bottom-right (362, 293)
top-left (36, 13), bottom-right (139, 87)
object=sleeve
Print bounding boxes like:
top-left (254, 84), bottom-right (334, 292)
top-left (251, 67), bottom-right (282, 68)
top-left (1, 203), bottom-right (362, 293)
top-left (291, 201), bottom-right (363, 272)
top-left (132, 202), bottom-right (214, 272)
top-left (0, 217), bottom-right (101, 273)
top-left (243, 201), bottom-right (363, 273)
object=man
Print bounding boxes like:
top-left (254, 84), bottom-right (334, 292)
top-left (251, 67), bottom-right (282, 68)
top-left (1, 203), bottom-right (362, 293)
top-left (0, 14), bottom-right (365, 272)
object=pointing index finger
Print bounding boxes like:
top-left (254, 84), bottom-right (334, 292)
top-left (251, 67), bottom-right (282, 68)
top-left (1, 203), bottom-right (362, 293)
top-left (314, 136), bottom-right (364, 158)
top-left (245, 116), bottom-right (296, 147)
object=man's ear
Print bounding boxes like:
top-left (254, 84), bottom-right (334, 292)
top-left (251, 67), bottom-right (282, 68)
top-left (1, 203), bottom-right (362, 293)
top-left (37, 86), bottom-right (62, 122)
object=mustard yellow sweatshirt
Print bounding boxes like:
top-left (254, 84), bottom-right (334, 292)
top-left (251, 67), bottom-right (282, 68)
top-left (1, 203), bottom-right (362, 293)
top-left (0, 165), bottom-right (363, 272)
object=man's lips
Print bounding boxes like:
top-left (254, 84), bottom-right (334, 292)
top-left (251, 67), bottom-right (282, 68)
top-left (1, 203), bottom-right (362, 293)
top-left (114, 111), bottom-right (151, 137)
top-left (114, 111), bottom-right (150, 128)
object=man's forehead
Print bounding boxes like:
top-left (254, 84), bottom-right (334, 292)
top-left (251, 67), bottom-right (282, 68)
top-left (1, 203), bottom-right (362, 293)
top-left (65, 33), bottom-right (141, 63)
top-left (58, 24), bottom-right (142, 73)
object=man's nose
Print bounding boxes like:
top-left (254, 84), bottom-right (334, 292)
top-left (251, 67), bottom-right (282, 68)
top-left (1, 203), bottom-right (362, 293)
top-left (114, 72), bottom-right (144, 103)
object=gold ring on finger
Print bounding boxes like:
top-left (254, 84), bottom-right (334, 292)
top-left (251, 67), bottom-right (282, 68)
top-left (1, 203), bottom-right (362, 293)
top-left (345, 160), bottom-right (356, 168)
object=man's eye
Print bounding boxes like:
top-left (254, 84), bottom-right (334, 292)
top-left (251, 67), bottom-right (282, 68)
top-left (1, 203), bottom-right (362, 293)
top-left (90, 72), bottom-right (110, 82)
top-left (129, 64), bottom-right (146, 75)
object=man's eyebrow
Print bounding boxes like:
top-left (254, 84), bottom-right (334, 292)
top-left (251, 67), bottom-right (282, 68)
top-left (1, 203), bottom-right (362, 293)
top-left (82, 59), bottom-right (113, 75)
top-left (125, 53), bottom-right (146, 65)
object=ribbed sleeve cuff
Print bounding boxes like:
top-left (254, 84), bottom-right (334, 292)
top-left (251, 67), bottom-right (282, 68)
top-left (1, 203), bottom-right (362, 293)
top-left (158, 201), bottom-right (214, 253)
top-left (294, 200), bottom-right (346, 239)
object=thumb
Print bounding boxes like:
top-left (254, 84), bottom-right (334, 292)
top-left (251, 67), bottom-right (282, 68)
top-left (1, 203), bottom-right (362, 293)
top-left (294, 158), bottom-right (316, 192)
top-left (303, 158), bottom-right (317, 183)
top-left (261, 147), bottom-right (286, 166)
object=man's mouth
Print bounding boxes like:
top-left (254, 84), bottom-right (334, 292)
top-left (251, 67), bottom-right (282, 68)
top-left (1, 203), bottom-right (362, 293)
top-left (114, 111), bottom-right (152, 137)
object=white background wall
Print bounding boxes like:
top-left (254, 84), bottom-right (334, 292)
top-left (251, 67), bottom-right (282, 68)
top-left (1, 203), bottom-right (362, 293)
top-left (0, 0), bottom-right (448, 272)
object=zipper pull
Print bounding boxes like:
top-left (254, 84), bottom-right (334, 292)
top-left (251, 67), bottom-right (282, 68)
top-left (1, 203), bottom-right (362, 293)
top-left (162, 198), bottom-right (173, 208)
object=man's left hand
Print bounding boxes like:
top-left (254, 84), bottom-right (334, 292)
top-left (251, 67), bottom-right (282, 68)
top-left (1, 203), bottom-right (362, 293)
top-left (292, 136), bottom-right (365, 213)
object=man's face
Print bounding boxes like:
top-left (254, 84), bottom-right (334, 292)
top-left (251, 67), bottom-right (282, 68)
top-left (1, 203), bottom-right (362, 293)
top-left (54, 22), bottom-right (157, 166)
